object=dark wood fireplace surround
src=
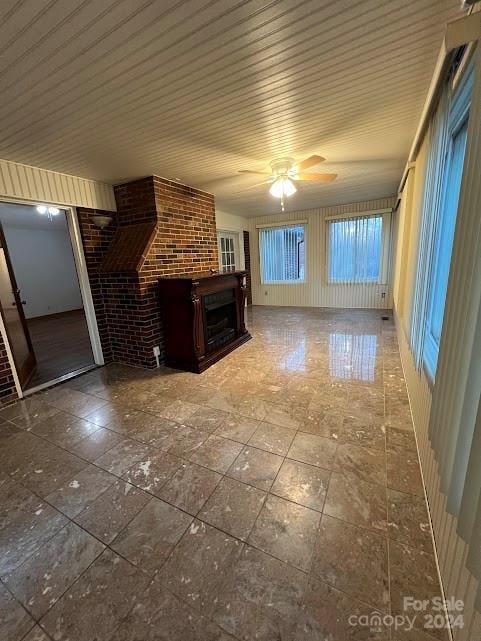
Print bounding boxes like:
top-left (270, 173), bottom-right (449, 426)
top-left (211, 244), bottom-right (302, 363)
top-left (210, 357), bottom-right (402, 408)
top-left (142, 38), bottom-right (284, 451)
top-left (158, 271), bottom-right (251, 373)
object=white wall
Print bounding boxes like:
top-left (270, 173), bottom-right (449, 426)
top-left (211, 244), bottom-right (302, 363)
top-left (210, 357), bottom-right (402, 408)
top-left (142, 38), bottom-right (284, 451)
top-left (248, 196), bottom-right (396, 309)
top-left (3, 222), bottom-right (83, 319)
top-left (215, 210), bottom-right (249, 270)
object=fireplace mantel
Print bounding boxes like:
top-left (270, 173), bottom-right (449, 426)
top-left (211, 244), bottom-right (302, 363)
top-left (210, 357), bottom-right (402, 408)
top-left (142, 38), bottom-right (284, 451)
top-left (158, 271), bottom-right (251, 372)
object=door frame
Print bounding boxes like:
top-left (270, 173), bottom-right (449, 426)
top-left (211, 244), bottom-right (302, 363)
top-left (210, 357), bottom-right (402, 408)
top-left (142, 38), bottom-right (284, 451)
top-left (0, 221), bottom-right (37, 387)
top-left (217, 229), bottom-right (241, 272)
top-left (0, 196), bottom-right (104, 399)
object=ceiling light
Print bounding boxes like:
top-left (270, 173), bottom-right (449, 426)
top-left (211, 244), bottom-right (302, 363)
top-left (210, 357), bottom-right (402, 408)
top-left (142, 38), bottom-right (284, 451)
top-left (36, 204), bottom-right (61, 221)
top-left (269, 177), bottom-right (297, 199)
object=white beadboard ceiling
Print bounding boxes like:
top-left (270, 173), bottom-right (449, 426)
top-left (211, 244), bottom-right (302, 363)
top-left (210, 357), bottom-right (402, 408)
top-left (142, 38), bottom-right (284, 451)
top-left (0, 0), bottom-right (463, 217)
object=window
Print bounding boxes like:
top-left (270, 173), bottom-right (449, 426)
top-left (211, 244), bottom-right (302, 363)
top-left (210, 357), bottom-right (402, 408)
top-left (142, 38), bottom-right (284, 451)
top-left (412, 61), bottom-right (473, 381)
top-left (423, 117), bottom-right (469, 379)
top-left (218, 232), bottom-right (237, 272)
top-left (259, 224), bottom-right (305, 283)
top-left (327, 214), bottom-right (383, 283)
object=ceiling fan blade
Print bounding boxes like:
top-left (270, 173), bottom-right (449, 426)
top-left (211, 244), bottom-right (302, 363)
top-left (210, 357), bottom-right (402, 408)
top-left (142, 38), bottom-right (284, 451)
top-left (295, 173), bottom-right (337, 182)
top-left (236, 179), bottom-right (273, 192)
top-left (238, 170), bottom-right (271, 176)
top-left (297, 155), bottom-right (325, 171)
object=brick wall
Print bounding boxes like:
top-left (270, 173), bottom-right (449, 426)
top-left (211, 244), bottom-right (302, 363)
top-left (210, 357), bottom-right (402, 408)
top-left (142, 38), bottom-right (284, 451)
top-left (243, 230), bottom-right (252, 305)
top-left (113, 176), bottom-right (218, 271)
top-left (76, 208), bottom-right (115, 363)
top-left (109, 176), bottom-right (218, 368)
top-left (151, 177), bottom-right (218, 275)
top-left (113, 177), bottom-right (157, 226)
top-left (77, 177), bottom-right (217, 369)
top-left (0, 342), bottom-right (18, 404)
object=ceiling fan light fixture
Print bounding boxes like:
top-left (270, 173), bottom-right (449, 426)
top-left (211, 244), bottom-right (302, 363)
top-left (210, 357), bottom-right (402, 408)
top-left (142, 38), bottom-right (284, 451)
top-left (269, 176), bottom-right (297, 199)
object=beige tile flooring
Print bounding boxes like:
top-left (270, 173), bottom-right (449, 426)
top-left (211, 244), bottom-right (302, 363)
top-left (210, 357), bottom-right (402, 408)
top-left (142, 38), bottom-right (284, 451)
top-left (0, 306), bottom-right (447, 641)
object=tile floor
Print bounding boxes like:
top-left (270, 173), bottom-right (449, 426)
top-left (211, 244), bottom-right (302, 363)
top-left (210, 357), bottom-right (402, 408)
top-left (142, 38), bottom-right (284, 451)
top-left (0, 306), bottom-right (447, 641)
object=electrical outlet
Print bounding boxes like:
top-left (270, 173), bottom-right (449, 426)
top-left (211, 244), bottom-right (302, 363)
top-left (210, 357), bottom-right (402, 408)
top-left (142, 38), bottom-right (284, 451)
top-left (381, 292), bottom-right (386, 298)
top-left (153, 346), bottom-right (160, 356)
top-left (265, 290), bottom-right (268, 296)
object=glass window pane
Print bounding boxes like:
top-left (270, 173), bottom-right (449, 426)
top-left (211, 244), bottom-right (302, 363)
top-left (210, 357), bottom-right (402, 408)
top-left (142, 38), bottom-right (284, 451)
top-left (328, 215), bottom-right (382, 283)
top-left (423, 119), bottom-right (468, 378)
top-left (219, 234), bottom-right (237, 272)
top-left (260, 225), bottom-right (305, 283)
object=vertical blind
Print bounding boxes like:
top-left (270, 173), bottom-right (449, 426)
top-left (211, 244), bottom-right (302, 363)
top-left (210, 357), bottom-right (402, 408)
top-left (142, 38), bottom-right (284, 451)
top-left (409, 65), bottom-right (472, 381)
top-left (423, 119), bottom-right (468, 378)
top-left (259, 224), bottom-right (305, 283)
top-left (327, 214), bottom-right (383, 283)
top-left (408, 53), bottom-right (481, 606)
top-left (410, 86), bottom-right (450, 366)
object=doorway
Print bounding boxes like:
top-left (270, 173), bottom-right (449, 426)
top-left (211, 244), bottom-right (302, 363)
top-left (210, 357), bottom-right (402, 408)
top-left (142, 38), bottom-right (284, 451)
top-left (217, 230), bottom-right (240, 272)
top-left (0, 201), bottom-right (101, 393)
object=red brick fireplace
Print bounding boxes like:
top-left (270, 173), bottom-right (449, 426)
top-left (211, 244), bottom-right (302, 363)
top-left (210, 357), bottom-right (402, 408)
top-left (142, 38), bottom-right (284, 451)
top-left (81, 176), bottom-right (219, 369)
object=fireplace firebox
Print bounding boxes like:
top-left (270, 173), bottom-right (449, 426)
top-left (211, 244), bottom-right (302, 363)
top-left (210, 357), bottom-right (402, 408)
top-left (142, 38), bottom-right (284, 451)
top-left (158, 271), bottom-right (251, 372)
top-left (204, 288), bottom-right (237, 353)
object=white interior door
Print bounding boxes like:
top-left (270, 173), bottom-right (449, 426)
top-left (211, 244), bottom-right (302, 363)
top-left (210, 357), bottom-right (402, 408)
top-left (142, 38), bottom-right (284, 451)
top-left (218, 231), bottom-right (239, 272)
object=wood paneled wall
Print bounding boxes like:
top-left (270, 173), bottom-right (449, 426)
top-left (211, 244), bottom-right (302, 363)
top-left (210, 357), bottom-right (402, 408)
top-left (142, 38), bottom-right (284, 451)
top-left (0, 159), bottom-right (116, 211)
top-left (396, 319), bottom-right (481, 640)
top-left (249, 197), bottom-right (396, 309)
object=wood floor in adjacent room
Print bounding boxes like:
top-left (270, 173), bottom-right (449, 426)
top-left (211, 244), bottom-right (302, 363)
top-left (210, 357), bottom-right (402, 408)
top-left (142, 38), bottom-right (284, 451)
top-left (26, 309), bottom-right (94, 389)
top-left (0, 306), bottom-right (443, 641)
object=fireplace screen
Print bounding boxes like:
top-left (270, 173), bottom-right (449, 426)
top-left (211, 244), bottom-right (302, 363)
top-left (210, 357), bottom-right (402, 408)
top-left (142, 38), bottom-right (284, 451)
top-left (204, 289), bottom-right (236, 353)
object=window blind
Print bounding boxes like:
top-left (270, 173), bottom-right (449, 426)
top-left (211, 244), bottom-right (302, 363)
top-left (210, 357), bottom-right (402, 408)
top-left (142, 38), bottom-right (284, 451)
top-left (411, 59), bottom-right (473, 381)
top-left (423, 119), bottom-right (468, 378)
top-left (259, 225), bottom-right (305, 283)
top-left (327, 214), bottom-right (383, 284)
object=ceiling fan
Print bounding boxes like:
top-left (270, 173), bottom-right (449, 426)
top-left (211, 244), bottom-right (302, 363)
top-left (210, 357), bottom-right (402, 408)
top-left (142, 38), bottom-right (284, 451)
top-left (239, 155), bottom-right (337, 210)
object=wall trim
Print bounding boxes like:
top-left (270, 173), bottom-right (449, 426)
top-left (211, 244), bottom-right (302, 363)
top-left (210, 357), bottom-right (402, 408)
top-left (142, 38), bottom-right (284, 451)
top-left (255, 219), bottom-right (308, 229)
top-left (325, 207), bottom-right (392, 221)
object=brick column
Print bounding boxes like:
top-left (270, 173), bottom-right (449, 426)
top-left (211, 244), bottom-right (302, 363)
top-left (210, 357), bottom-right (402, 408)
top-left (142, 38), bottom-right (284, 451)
top-left (110, 176), bottom-right (218, 367)
top-left (76, 208), bottom-right (115, 363)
